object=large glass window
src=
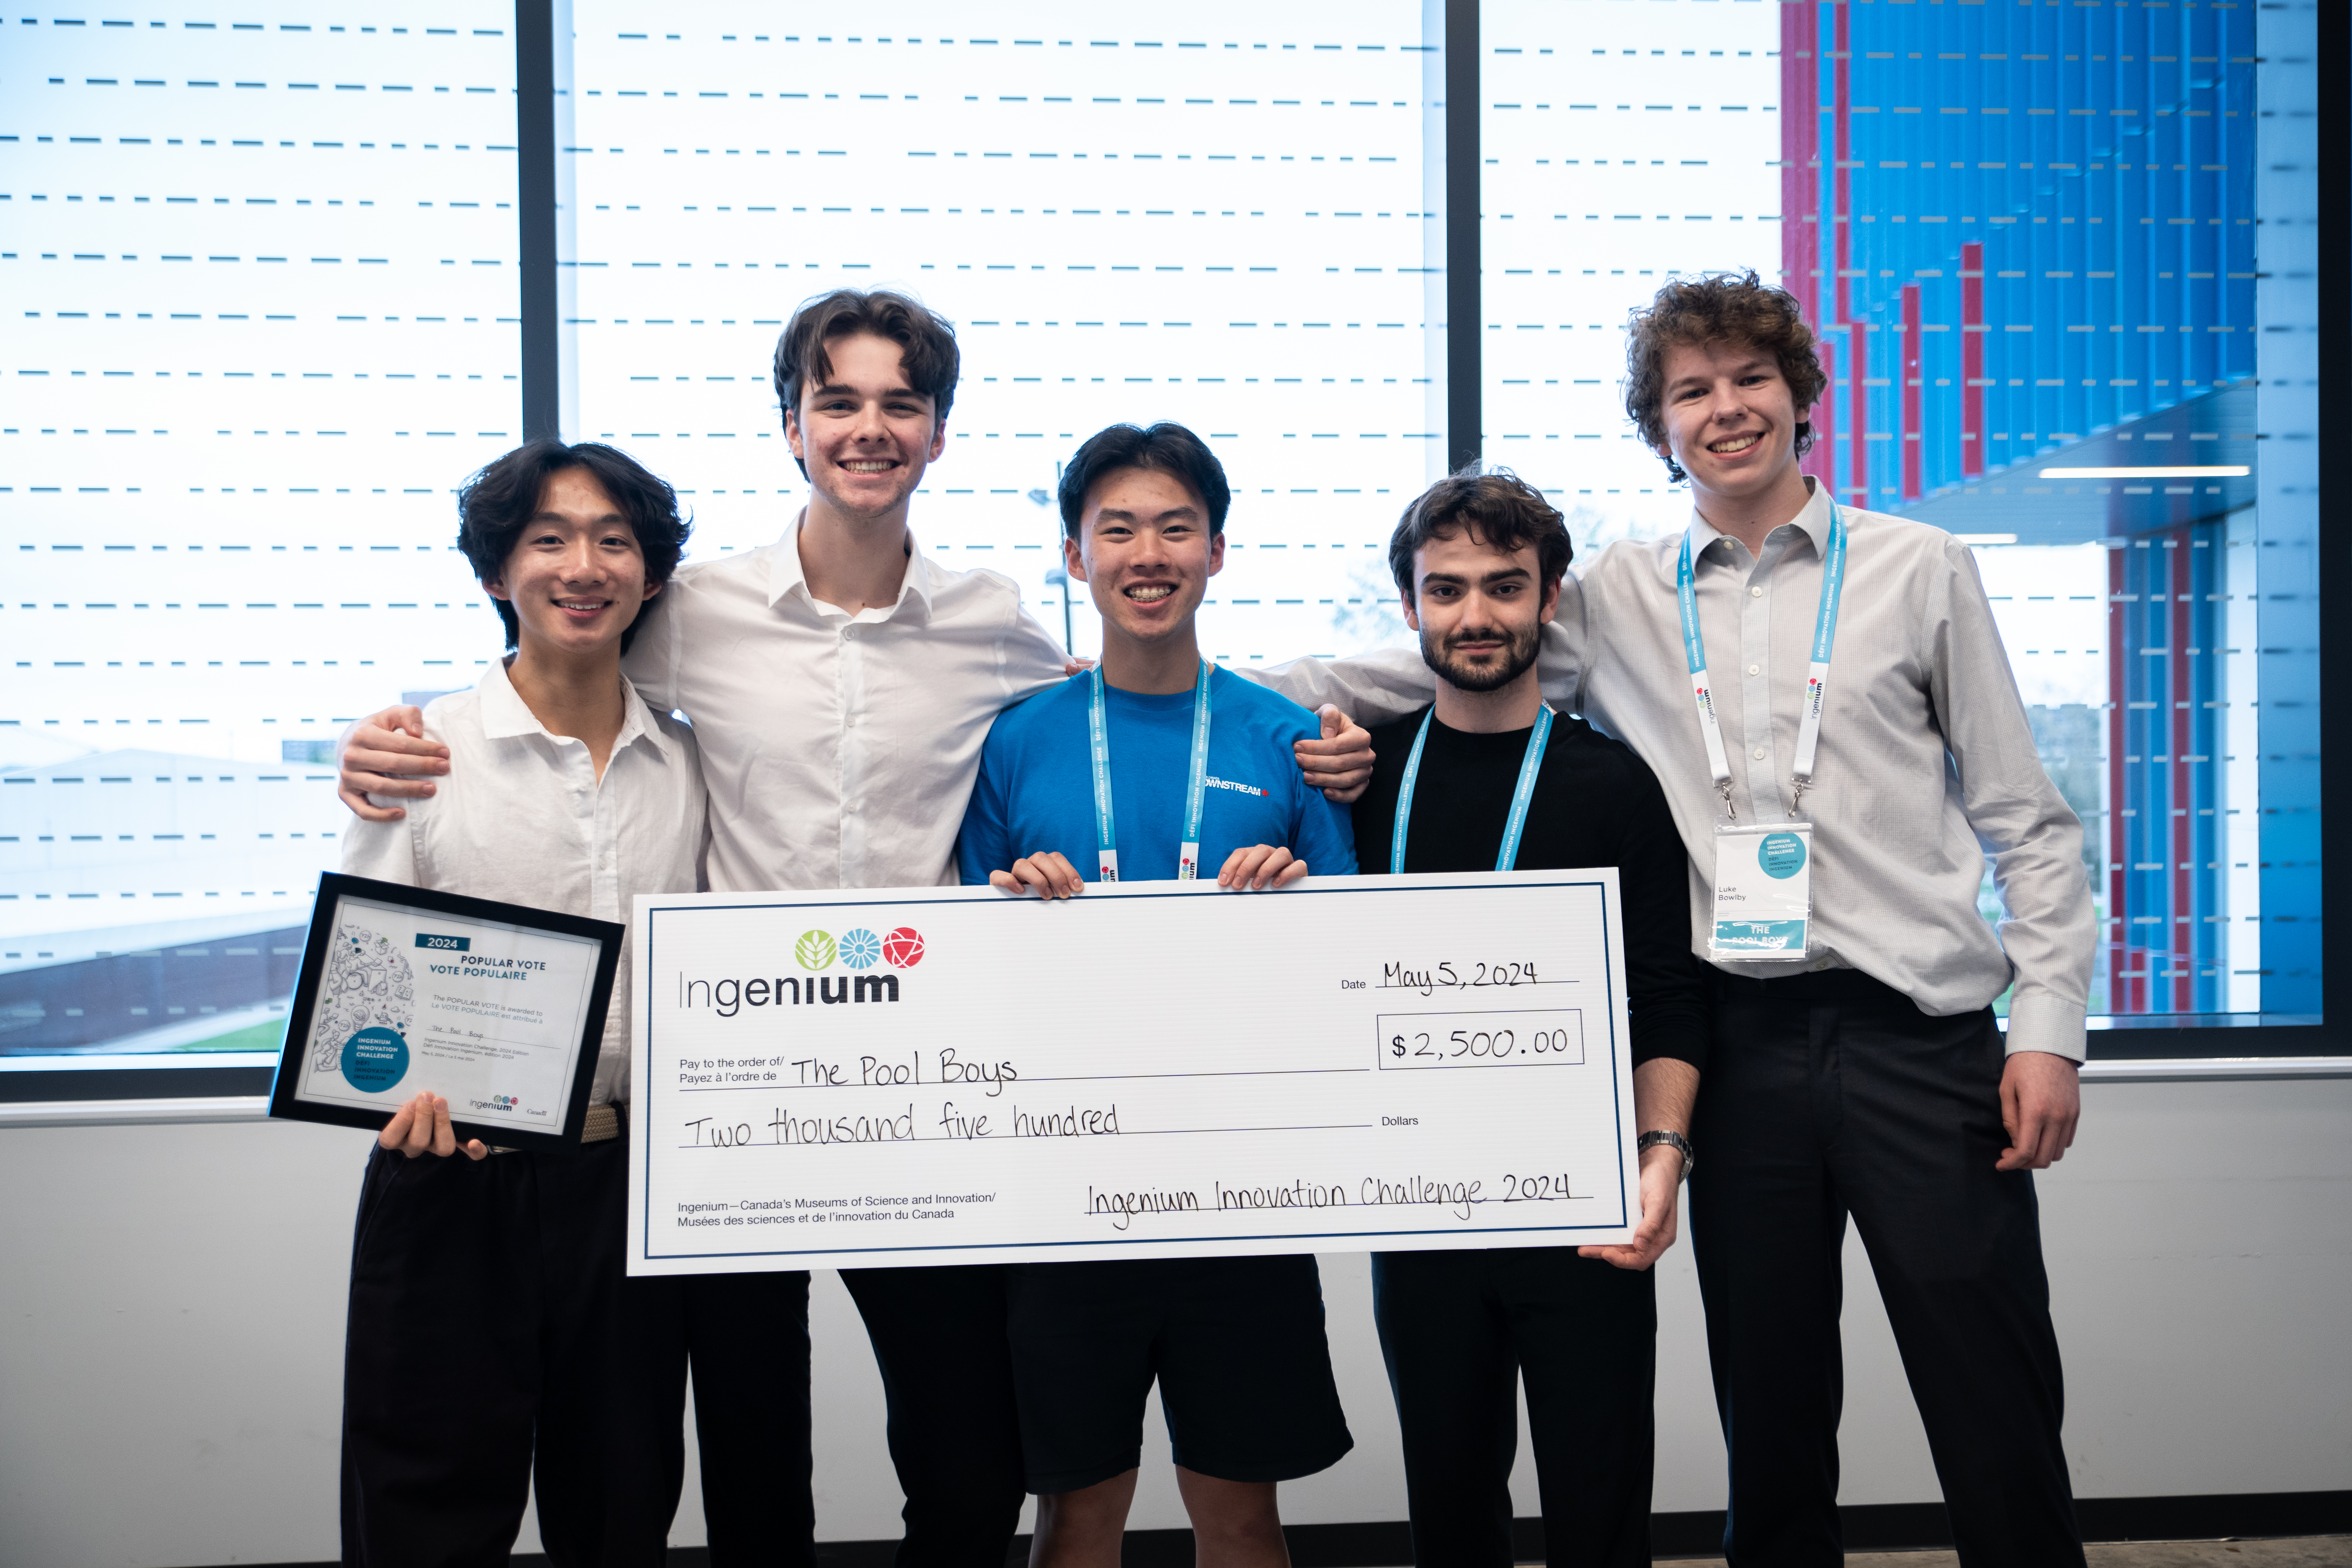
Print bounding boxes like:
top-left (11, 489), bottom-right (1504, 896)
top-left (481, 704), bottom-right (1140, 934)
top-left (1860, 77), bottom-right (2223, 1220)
top-left (1, 8), bottom-right (520, 1077)
top-left (1479, 0), bottom-right (2316, 1026)
top-left (560, 0), bottom-right (1443, 664)
top-left (0, 2), bottom-right (2329, 1085)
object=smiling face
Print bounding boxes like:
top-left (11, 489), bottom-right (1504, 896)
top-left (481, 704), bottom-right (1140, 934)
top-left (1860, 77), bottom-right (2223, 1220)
top-left (783, 330), bottom-right (947, 523)
top-left (1401, 526), bottom-right (1560, 694)
top-left (484, 467), bottom-right (658, 658)
top-left (1653, 338), bottom-right (1813, 506)
top-left (1066, 465), bottom-right (1225, 651)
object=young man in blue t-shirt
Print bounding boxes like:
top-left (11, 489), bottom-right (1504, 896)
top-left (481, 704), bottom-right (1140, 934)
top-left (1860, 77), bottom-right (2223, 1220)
top-left (958, 423), bottom-right (1356, 1568)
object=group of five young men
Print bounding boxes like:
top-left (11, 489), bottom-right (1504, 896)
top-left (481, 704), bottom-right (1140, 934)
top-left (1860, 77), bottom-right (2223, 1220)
top-left (334, 276), bottom-right (2093, 1568)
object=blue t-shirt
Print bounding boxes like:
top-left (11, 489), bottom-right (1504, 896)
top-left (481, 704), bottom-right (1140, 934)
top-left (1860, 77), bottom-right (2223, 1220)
top-left (959, 667), bottom-right (1358, 886)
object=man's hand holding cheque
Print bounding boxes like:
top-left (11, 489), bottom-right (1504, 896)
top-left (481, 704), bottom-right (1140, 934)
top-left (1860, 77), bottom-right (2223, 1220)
top-left (990, 845), bottom-right (1311, 899)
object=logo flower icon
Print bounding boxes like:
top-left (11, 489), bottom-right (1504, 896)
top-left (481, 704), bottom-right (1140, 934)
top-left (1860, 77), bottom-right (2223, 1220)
top-left (839, 929), bottom-right (881, 970)
top-left (882, 927), bottom-right (925, 969)
top-left (794, 930), bottom-right (836, 971)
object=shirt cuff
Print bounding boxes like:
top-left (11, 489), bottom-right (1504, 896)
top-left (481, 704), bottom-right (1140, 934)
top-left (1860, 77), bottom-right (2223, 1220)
top-left (2003, 990), bottom-right (2087, 1063)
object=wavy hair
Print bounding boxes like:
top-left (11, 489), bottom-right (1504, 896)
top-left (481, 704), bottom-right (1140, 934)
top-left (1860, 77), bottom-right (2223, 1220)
top-left (1623, 271), bottom-right (1828, 482)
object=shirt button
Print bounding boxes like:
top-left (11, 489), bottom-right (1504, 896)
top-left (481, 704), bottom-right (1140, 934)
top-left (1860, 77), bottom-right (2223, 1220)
top-left (843, 626), bottom-right (859, 641)
top-left (1750, 585), bottom-right (1764, 598)
top-left (1747, 663), bottom-right (1761, 676)
top-left (1753, 748), bottom-right (1767, 761)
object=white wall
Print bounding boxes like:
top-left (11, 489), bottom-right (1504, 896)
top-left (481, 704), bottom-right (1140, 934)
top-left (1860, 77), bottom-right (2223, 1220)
top-left (2, 1077), bottom-right (2346, 1568)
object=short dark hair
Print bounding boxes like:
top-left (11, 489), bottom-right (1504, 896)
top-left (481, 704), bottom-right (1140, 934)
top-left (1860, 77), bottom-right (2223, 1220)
top-left (771, 287), bottom-right (961, 440)
top-left (1057, 422), bottom-right (1232, 540)
top-left (1388, 466), bottom-right (1573, 601)
top-left (1623, 270), bottom-right (1829, 483)
top-left (455, 439), bottom-right (690, 656)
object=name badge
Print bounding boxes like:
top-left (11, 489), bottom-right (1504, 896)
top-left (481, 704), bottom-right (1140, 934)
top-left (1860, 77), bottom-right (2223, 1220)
top-left (1709, 821), bottom-right (1812, 961)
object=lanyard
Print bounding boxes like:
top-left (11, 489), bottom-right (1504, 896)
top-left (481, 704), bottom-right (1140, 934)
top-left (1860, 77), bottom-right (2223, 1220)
top-left (1088, 661), bottom-right (1213, 882)
top-left (1676, 502), bottom-right (1848, 819)
top-left (1389, 705), bottom-right (1554, 874)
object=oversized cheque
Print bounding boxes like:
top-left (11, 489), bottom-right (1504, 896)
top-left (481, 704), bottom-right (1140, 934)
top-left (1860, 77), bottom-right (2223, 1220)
top-left (626, 871), bottom-right (1639, 1274)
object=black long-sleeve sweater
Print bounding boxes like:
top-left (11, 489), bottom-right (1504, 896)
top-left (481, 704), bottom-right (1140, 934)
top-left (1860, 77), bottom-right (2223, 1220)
top-left (1350, 705), bottom-right (1712, 1074)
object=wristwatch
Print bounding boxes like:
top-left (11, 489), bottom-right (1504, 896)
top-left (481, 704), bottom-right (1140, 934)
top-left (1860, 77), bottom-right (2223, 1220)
top-left (1637, 1130), bottom-right (1696, 1180)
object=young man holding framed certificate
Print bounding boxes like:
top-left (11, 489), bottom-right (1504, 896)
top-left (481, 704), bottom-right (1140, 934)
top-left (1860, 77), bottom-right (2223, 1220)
top-left (334, 440), bottom-right (754, 1568)
top-left (332, 291), bottom-right (1379, 1568)
top-left (958, 422), bottom-right (1358, 1568)
top-left (1349, 469), bottom-right (1708, 1568)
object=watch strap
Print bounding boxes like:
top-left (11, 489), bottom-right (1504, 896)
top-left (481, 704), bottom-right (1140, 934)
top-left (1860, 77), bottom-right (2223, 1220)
top-left (1637, 1129), bottom-right (1696, 1180)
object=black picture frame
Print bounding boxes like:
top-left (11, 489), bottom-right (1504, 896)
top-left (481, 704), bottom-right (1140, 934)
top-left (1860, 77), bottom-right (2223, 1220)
top-left (265, 872), bottom-right (622, 1151)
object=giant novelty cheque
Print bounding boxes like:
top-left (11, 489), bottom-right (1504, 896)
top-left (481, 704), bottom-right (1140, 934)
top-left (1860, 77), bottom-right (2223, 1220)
top-left (626, 872), bottom-right (1640, 1274)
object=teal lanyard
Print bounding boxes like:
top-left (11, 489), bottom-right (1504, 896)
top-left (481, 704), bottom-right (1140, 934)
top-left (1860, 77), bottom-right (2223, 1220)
top-left (1676, 501), bottom-right (1848, 818)
top-left (1088, 661), bottom-right (1214, 882)
top-left (1388, 706), bottom-right (1554, 875)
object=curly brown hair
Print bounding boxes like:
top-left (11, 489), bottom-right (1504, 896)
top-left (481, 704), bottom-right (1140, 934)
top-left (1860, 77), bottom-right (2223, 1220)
top-left (1388, 467), bottom-right (1572, 600)
top-left (1623, 271), bottom-right (1828, 483)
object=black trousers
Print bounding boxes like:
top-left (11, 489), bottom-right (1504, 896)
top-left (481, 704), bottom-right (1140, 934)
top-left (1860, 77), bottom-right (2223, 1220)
top-left (339, 1136), bottom-right (815, 1568)
top-left (1692, 969), bottom-right (2084, 1568)
top-left (1371, 1247), bottom-right (1656, 1568)
top-left (840, 1265), bottom-right (1028, 1568)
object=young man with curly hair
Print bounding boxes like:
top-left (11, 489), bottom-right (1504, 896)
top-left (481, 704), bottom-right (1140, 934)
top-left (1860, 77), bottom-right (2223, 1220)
top-left (1349, 469), bottom-right (1710, 1568)
top-left (1275, 272), bottom-right (2093, 1567)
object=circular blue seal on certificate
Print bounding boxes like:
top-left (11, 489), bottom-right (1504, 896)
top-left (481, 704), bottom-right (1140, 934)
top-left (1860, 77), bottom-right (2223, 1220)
top-left (1757, 831), bottom-right (1808, 880)
top-left (341, 1026), bottom-right (410, 1091)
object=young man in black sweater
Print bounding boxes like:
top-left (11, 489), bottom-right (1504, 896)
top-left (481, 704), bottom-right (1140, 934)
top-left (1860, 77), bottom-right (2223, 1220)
top-left (1351, 469), bottom-right (1710, 1568)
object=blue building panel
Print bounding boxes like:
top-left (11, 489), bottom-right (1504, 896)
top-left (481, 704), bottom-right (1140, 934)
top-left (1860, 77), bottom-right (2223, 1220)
top-left (1778, 0), bottom-right (2288, 1021)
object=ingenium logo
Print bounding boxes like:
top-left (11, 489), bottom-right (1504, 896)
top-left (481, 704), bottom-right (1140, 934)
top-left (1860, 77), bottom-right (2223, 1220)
top-left (684, 926), bottom-right (925, 1018)
top-left (796, 927), bottom-right (923, 972)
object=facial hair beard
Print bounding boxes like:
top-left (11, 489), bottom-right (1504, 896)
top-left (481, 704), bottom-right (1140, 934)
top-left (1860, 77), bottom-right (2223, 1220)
top-left (1420, 618), bottom-right (1541, 694)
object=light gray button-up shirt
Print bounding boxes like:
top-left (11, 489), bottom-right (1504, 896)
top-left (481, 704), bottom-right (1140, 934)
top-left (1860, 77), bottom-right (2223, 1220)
top-left (1264, 480), bottom-right (2095, 1061)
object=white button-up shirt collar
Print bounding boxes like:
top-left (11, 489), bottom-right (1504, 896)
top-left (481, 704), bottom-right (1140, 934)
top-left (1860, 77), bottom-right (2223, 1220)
top-left (474, 653), bottom-right (669, 762)
top-left (761, 507), bottom-right (941, 628)
top-left (1666, 474), bottom-right (1838, 586)
top-left (341, 659), bottom-right (709, 1107)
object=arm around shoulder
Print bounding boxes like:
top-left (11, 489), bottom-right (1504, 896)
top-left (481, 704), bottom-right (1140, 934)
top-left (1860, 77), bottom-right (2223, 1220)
top-left (336, 705), bottom-right (447, 822)
top-left (620, 579), bottom-right (682, 713)
top-left (996, 577), bottom-right (1084, 700)
top-left (337, 803), bottom-right (422, 887)
top-left (1244, 645), bottom-right (1431, 724)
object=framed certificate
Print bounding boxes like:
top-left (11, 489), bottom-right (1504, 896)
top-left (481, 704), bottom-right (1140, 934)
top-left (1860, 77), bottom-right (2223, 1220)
top-left (627, 871), bottom-right (1638, 1274)
top-left (268, 872), bottom-right (623, 1150)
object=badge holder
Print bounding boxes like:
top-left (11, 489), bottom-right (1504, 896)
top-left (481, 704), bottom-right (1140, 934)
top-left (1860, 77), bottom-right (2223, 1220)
top-left (1708, 819), bottom-right (1812, 961)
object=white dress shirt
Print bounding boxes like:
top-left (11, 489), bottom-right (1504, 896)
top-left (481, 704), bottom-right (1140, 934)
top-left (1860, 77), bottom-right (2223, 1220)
top-left (342, 660), bottom-right (709, 1106)
top-left (621, 519), bottom-right (1073, 894)
top-left (619, 515), bottom-right (1336, 897)
top-left (1258, 480), bottom-right (2096, 1061)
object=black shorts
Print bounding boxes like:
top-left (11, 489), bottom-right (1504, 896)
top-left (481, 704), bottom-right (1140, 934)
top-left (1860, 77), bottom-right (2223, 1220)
top-left (1004, 1254), bottom-right (1354, 1494)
